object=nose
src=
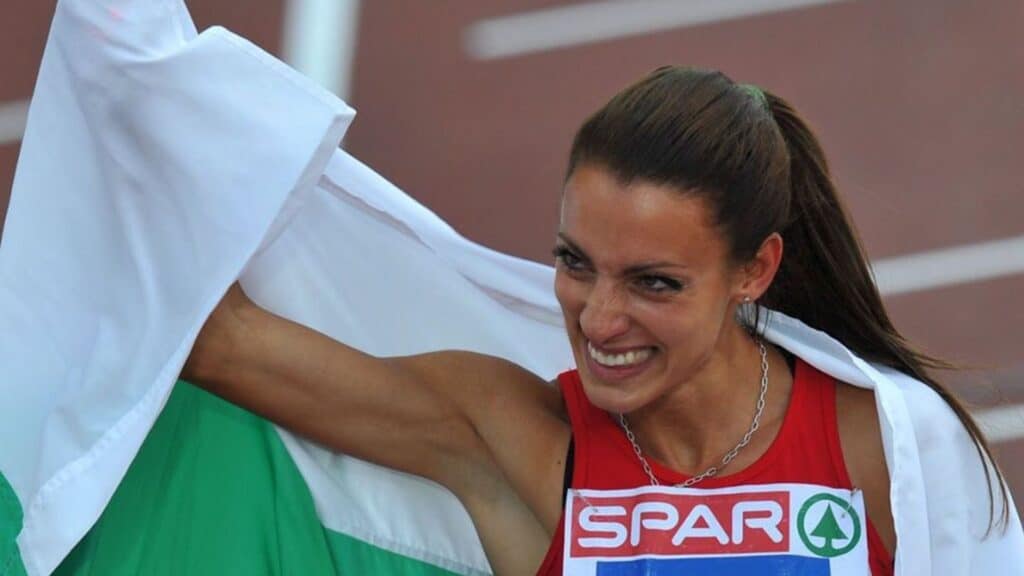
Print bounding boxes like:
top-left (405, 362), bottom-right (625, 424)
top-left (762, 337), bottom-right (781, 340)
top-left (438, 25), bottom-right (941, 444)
top-left (579, 279), bottom-right (630, 344)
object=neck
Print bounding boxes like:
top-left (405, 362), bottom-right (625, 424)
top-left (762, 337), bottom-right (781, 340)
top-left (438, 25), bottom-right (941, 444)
top-left (624, 323), bottom-right (792, 476)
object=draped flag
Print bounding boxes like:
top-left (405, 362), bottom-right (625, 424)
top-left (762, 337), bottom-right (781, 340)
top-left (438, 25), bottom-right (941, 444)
top-left (3, 2), bottom-right (1023, 576)
top-left (0, 1), bottom-right (569, 574)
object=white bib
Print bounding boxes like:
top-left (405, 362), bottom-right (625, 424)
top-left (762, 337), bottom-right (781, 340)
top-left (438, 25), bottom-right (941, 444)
top-left (563, 483), bottom-right (870, 575)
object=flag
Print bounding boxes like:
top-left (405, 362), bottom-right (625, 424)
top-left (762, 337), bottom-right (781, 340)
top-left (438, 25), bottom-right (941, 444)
top-left (0, 0), bottom-right (568, 574)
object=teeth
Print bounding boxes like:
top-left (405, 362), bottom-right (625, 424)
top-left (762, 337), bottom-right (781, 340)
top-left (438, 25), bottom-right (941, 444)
top-left (588, 342), bottom-right (652, 367)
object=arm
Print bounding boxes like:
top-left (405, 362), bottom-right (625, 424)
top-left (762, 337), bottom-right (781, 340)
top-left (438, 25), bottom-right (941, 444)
top-left (182, 285), bottom-right (567, 504)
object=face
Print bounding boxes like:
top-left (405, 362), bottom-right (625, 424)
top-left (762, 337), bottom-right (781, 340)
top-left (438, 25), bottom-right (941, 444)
top-left (554, 163), bottom-right (749, 414)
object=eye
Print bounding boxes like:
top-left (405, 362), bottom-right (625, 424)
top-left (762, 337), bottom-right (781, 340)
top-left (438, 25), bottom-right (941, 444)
top-left (635, 275), bottom-right (683, 293)
top-left (552, 246), bottom-right (586, 271)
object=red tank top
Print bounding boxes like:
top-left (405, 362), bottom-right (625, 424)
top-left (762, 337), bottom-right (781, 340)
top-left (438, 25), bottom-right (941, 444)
top-left (537, 359), bottom-right (894, 575)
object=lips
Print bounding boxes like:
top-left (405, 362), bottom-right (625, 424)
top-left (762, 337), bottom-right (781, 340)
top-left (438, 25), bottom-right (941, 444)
top-left (583, 340), bottom-right (658, 384)
top-left (587, 341), bottom-right (654, 367)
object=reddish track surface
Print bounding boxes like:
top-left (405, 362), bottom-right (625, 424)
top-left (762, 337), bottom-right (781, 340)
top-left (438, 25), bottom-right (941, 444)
top-left (3, 0), bottom-right (1022, 527)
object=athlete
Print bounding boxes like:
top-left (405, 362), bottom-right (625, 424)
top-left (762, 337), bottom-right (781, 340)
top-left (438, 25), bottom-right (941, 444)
top-left (183, 67), bottom-right (1010, 575)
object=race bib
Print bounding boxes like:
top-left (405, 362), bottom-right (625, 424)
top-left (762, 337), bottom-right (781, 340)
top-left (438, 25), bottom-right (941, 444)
top-left (563, 483), bottom-right (869, 575)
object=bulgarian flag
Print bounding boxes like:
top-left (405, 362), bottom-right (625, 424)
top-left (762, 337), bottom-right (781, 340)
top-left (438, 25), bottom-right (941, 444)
top-left (0, 1), bottom-right (571, 575)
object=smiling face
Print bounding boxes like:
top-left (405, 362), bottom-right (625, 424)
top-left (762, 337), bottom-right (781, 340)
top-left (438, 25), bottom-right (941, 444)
top-left (555, 163), bottom-right (754, 414)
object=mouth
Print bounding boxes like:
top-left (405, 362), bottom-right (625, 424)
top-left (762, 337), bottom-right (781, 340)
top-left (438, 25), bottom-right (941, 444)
top-left (585, 341), bottom-right (657, 380)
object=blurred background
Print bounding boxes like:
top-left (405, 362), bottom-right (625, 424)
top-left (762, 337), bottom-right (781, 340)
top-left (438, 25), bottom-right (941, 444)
top-left (2, 0), bottom-right (1022, 512)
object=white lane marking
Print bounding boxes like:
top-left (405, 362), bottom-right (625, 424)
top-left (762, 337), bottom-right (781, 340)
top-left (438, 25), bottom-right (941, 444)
top-left (464, 0), bottom-right (850, 60)
top-left (282, 0), bottom-right (361, 100)
top-left (975, 403), bottom-right (1024, 444)
top-left (873, 235), bottom-right (1024, 296)
top-left (0, 99), bottom-right (29, 145)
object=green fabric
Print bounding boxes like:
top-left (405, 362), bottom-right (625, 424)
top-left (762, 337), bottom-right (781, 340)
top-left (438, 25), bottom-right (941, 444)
top-left (0, 381), bottom-right (458, 575)
top-left (0, 469), bottom-right (26, 576)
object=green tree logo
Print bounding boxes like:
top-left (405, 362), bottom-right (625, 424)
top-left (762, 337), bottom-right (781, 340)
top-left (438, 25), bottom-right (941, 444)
top-left (797, 493), bottom-right (861, 557)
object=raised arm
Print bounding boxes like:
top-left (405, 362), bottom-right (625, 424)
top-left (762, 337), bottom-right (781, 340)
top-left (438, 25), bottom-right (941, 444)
top-left (182, 285), bottom-right (569, 521)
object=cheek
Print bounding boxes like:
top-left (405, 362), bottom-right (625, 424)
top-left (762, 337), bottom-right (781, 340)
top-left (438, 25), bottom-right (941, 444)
top-left (554, 271), bottom-right (584, 320)
top-left (655, 299), bottom-right (732, 364)
top-left (637, 304), bottom-right (694, 347)
top-left (632, 298), bottom-right (718, 352)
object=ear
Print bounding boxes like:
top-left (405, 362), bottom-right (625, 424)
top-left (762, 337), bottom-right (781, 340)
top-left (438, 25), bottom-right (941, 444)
top-left (732, 232), bottom-right (783, 303)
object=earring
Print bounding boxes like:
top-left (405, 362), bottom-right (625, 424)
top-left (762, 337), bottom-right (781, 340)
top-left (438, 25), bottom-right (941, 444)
top-left (742, 296), bottom-right (752, 303)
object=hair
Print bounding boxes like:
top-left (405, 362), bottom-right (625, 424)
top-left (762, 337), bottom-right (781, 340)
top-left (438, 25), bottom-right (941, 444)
top-left (566, 66), bottom-right (1008, 530)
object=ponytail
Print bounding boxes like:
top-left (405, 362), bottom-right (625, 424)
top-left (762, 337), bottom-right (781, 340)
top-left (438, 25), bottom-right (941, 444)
top-left (762, 91), bottom-right (1010, 531)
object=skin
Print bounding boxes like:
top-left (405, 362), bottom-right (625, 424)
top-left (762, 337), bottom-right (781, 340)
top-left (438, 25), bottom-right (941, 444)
top-left (183, 163), bottom-right (895, 573)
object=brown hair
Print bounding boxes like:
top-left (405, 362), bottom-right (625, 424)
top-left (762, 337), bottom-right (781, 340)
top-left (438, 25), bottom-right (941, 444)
top-left (567, 66), bottom-right (1008, 529)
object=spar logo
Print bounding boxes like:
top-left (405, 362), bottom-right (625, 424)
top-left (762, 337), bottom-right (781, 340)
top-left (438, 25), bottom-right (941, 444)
top-left (797, 492), bottom-right (862, 557)
top-left (569, 490), bottom-right (789, 557)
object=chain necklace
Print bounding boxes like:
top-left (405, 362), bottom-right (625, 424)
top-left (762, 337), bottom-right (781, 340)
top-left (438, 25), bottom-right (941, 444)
top-left (617, 340), bottom-right (769, 488)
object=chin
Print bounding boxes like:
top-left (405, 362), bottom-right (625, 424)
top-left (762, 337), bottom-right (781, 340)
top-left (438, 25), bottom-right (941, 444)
top-left (578, 372), bottom-right (652, 415)
top-left (575, 347), bottom-right (663, 409)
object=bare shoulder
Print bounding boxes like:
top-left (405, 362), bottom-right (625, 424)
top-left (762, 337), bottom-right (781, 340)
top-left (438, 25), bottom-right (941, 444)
top-left (400, 350), bottom-right (566, 418)
top-left (834, 384), bottom-right (886, 488)
top-left (834, 382), bottom-right (896, 554)
top-left (401, 350), bottom-right (571, 515)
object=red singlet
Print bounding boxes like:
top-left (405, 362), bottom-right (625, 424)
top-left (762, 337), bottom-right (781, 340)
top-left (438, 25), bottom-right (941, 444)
top-left (536, 359), bottom-right (894, 576)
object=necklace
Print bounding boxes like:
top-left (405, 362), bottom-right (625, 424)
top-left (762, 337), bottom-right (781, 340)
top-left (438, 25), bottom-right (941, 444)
top-left (617, 340), bottom-right (769, 488)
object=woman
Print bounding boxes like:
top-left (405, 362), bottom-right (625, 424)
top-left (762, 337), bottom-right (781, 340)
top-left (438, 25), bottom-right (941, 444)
top-left (184, 67), bottom-right (1010, 575)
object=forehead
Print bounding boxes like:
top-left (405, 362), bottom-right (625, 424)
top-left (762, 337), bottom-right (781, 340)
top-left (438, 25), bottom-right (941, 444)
top-left (560, 164), bottom-right (727, 266)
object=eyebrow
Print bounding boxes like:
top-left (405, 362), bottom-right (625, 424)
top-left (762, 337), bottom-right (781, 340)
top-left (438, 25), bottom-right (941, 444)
top-left (556, 233), bottom-right (688, 274)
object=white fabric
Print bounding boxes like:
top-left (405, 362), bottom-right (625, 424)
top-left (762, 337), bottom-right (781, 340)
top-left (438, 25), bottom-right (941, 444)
top-left (0, 1), bottom-right (352, 574)
top-left (2, 0), bottom-right (1022, 575)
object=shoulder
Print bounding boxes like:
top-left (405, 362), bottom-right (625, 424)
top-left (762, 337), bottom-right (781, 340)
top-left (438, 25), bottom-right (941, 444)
top-left (403, 350), bottom-right (566, 416)
top-left (411, 351), bottom-right (572, 534)
top-left (834, 381), bottom-right (895, 553)
top-left (399, 350), bottom-right (550, 394)
top-left (834, 380), bottom-right (879, 428)
top-left (832, 377), bottom-right (884, 480)
top-left (833, 382), bottom-right (887, 501)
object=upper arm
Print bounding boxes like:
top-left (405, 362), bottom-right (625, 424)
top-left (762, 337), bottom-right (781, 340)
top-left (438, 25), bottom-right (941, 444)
top-left (188, 295), bottom-right (569, 524)
top-left (835, 383), bottom-right (896, 555)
